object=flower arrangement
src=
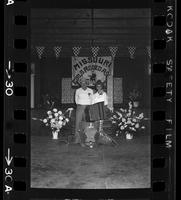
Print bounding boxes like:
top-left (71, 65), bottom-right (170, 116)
top-left (42, 108), bottom-right (73, 137)
top-left (111, 102), bottom-right (145, 138)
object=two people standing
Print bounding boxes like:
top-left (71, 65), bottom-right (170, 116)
top-left (74, 77), bottom-right (108, 147)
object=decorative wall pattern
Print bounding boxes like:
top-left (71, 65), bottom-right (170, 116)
top-left (113, 78), bottom-right (123, 104)
top-left (61, 78), bottom-right (75, 104)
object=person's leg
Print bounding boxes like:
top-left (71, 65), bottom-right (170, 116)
top-left (75, 105), bottom-right (86, 144)
top-left (78, 106), bottom-right (87, 146)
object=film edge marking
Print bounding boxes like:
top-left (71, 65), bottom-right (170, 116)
top-left (6, 0), bottom-right (14, 6)
top-left (4, 148), bottom-right (13, 195)
top-left (5, 60), bottom-right (14, 97)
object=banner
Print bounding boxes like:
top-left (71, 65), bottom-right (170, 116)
top-left (72, 56), bottom-right (113, 86)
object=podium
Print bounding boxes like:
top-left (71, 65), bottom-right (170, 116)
top-left (84, 102), bottom-right (106, 122)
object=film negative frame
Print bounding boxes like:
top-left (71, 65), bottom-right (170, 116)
top-left (3, 0), bottom-right (176, 199)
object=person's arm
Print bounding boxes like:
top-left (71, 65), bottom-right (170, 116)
top-left (104, 93), bottom-right (108, 106)
top-left (75, 89), bottom-right (79, 104)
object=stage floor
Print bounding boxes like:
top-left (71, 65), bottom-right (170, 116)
top-left (31, 134), bottom-right (150, 189)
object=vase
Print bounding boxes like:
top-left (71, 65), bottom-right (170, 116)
top-left (52, 130), bottom-right (59, 139)
top-left (126, 132), bottom-right (133, 140)
top-left (85, 122), bottom-right (96, 144)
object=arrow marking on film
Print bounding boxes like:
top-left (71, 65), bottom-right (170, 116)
top-left (5, 148), bottom-right (13, 166)
top-left (5, 69), bottom-right (11, 79)
top-left (8, 61), bottom-right (11, 70)
top-left (5, 61), bottom-right (12, 79)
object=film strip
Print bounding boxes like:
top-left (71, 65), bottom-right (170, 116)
top-left (3, 0), bottom-right (176, 200)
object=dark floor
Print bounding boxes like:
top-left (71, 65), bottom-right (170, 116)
top-left (31, 134), bottom-right (150, 189)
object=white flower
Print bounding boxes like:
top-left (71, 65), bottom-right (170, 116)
top-left (129, 101), bottom-right (133, 107)
top-left (127, 113), bottom-right (131, 117)
top-left (122, 118), bottom-right (126, 122)
top-left (112, 121), bottom-right (116, 124)
top-left (135, 123), bottom-right (140, 128)
top-left (132, 118), bottom-right (136, 122)
top-left (49, 115), bottom-right (53, 119)
top-left (139, 113), bottom-right (144, 119)
top-left (127, 119), bottom-right (131, 124)
top-left (116, 112), bottom-right (122, 118)
top-left (54, 113), bottom-right (58, 117)
top-left (141, 126), bottom-right (145, 129)
top-left (120, 126), bottom-right (124, 130)
top-left (53, 108), bottom-right (58, 112)
top-left (65, 118), bottom-right (69, 122)
top-left (45, 123), bottom-right (49, 126)
top-left (58, 111), bottom-right (62, 115)
top-left (62, 122), bottom-right (66, 126)
top-left (118, 122), bottom-right (122, 126)
top-left (47, 111), bottom-right (52, 115)
top-left (116, 134), bottom-right (118, 136)
top-left (51, 119), bottom-right (55, 123)
top-left (43, 119), bottom-right (47, 123)
top-left (59, 116), bottom-right (63, 120)
top-left (58, 121), bottom-right (63, 125)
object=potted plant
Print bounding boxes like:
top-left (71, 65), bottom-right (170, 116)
top-left (129, 86), bottom-right (142, 108)
top-left (42, 108), bottom-right (73, 139)
top-left (110, 101), bottom-right (146, 139)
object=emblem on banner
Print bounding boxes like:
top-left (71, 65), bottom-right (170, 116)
top-left (128, 46), bottom-right (136, 59)
top-left (53, 46), bottom-right (62, 59)
top-left (72, 56), bottom-right (112, 87)
top-left (36, 46), bottom-right (45, 59)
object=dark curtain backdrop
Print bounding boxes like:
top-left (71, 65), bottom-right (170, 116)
top-left (32, 56), bottom-right (150, 108)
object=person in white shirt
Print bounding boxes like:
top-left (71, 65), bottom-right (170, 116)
top-left (74, 77), bottom-right (93, 147)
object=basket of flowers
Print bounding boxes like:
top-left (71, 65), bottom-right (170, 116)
top-left (42, 108), bottom-right (73, 139)
top-left (111, 102), bottom-right (145, 139)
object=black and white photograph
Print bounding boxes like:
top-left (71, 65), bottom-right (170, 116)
top-left (30, 8), bottom-right (151, 189)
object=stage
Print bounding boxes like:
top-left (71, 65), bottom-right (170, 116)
top-left (31, 133), bottom-right (150, 189)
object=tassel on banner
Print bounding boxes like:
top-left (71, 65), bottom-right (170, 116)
top-left (146, 46), bottom-right (151, 59)
top-left (109, 46), bottom-right (118, 59)
top-left (72, 46), bottom-right (81, 57)
top-left (146, 46), bottom-right (151, 75)
top-left (36, 46), bottom-right (45, 59)
top-left (128, 46), bottom-right (136, 59)
top-left (91, 46), bottom-right (100, 58)
top-left (53, 46), bottom-right (62, 59)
